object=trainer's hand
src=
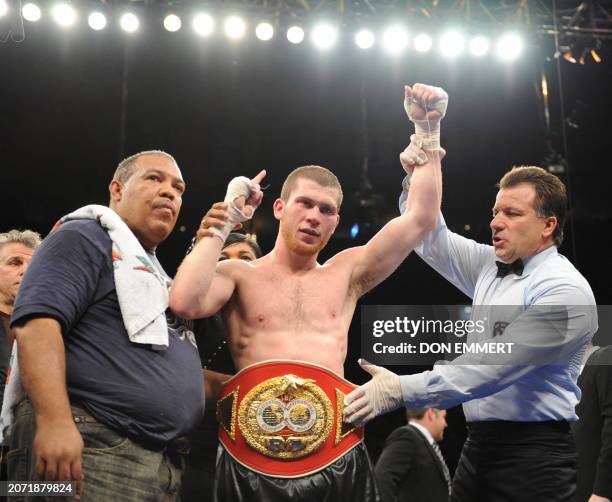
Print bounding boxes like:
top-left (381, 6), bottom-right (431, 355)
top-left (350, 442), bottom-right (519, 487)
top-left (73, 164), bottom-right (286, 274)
top-left (196, 202), bottom-right (239, 242)
top-left (343, 359), bottom-right (403, 427)
top-left (34, 419), bottom-right (84, 499)
top-left (404, 84), bottom-right (448, 125)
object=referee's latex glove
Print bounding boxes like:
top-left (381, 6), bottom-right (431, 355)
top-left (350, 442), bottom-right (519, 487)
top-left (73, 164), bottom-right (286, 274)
top-left (343, 359), bottom-right (403, 427)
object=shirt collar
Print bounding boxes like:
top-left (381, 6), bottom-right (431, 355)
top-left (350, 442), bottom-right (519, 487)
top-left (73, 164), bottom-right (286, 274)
top-left (409, 421), bottom-right (435, 445)
top-left (519, 245), bottom-right (557, 277)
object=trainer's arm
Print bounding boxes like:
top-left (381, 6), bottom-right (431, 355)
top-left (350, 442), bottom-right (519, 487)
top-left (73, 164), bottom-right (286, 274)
top-left (15, 318), bottom-right (84, 497)
top-left (400, 182), bottom-right (493, 299)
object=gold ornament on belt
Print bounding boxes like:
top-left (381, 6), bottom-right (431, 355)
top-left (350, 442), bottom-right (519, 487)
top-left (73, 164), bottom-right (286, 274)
top-left (237, 374), bottom-right (334, 459)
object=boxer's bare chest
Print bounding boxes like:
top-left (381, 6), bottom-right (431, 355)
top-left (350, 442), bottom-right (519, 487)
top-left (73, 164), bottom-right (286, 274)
top-left (229, 262), bottom-right (356, 333)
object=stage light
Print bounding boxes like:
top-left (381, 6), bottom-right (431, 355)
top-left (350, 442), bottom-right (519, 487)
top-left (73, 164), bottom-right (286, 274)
top-left (0, 0), bottom-right (8, 18)
top-left (193, 13), bottom-right (214, 37)
top-left (88, 12), bottom-right (106, 30)
top-left (355, 30), bottom-right (375, 49)
top-left (163, 14), bottom-right (181, 32)
top-left (591, 48), bottom-right (602, 63)
top-left (383, 26), bottom-right (409, 54)
top-left (440, 30), bottom-right (465, 57)
top-left (469, 35), bottom-right (489, 56)
top-left (22, 3), bottom-right (41, 22)
top-left (562, 50), bottom-right (577, 63)
top-left (120, 13), bottom-right (139, 33)
top-left (350, 223), bottom-right (360, 239)
top-left (311, 23), bottom-right (337, 50)
top-left (255, 22), bottom-right (274, 41)
top-left (497, 33), bottom-right (523, 61)
top-left (287, 26), bottom-right (304, 44)
top-left (224, 16), bottom-right (246, 40)
top-left (414, 33), bottom-right (432, 53)
top-left (52, 3), bottom-right (76, 28)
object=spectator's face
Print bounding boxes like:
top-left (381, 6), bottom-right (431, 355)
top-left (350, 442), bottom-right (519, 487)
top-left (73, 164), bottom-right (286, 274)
top-left (220, 242), bottom-right (258, 262)
top-left (112, 155), bottom-right (185, 250)
top-left (430, 409), bottom-right (448, 442)
top-left (0, 243), bottom-right (35, 308)
top-left (490, 183), bottom-right (556, 263)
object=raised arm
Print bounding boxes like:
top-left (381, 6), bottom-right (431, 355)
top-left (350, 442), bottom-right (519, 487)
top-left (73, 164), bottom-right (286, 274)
top-left (170, 171), bottom-right (265, 319)
top-left (348, 84), bottom-right (446, 296)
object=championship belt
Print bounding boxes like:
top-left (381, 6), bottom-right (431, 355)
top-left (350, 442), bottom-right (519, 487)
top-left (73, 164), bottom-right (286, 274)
top-left (216, 359), bottom-right (363, 478)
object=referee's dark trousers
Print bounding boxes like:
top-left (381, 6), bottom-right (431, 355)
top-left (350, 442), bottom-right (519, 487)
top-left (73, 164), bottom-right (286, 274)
top-left (451, 421), bottom-right (577, 502)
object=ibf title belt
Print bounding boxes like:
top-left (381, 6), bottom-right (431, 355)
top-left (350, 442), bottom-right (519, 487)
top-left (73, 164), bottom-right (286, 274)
top-left (216, 359), bottom-right (363, 478)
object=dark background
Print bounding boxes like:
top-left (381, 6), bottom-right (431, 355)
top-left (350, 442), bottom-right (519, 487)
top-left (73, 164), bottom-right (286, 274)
top-left (2, 0), bottom-right (611, 470)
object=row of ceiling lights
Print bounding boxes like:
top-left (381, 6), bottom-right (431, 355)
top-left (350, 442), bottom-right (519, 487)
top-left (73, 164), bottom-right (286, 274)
top-left (0, 1), bottom-right (524, 60)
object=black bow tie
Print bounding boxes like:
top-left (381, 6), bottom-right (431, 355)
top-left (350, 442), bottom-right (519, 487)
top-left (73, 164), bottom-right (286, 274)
top-left (496, 259), bottom-right (524, 278)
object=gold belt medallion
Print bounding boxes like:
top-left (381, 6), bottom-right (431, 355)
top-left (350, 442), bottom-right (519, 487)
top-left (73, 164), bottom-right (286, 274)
top-left (237, 374), bottom-right (334, 459)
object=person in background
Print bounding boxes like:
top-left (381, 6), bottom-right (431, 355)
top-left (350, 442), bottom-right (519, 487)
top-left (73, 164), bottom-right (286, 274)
top-left (375, 407), bottom-right (451, 502)
top-left (573, 343), bottom-right (612, 502)
top-left (0, 230), bottom-right (41, 410)
top-left (0, 229), bottom-right (41, 481)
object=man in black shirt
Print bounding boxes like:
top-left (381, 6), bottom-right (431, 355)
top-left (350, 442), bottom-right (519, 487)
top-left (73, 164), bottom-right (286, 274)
top-left (8, 151), bottom-right (205, 501)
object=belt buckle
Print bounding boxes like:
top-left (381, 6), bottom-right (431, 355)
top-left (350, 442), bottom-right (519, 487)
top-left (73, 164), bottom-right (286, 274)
top-left (237, 374), bottom-right (334, 460)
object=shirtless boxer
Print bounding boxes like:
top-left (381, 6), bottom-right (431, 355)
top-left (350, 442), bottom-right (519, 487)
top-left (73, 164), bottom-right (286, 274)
top-left (170, 83), bottom-right (447, 501)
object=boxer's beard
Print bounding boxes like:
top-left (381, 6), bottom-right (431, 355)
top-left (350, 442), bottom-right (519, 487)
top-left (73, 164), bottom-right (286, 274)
top-left (281, 224), bottom-right (329, 256)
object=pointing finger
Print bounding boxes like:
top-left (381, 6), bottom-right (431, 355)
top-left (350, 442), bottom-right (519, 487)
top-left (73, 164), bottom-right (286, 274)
top-left (251, 169), bottom-right (267, 185)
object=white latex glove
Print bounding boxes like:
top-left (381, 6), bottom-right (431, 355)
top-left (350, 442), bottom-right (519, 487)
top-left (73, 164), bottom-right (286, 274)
top-left (343, 359), bottom-right (403, 427)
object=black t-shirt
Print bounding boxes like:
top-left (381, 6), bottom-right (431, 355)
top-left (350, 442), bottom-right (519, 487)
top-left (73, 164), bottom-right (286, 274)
top-left (11, 219), bottom-right (205, 447)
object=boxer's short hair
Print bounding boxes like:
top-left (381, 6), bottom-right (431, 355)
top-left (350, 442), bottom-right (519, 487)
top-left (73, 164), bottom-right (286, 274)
top-left (280, 165), bottom-right (343, 208)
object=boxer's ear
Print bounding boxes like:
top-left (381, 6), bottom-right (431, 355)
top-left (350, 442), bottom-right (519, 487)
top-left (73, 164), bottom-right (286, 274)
top-left (273, 198), bottom-right (285, 221)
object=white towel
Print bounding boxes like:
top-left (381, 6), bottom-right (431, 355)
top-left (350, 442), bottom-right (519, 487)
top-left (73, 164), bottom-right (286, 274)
top-left (0, 344), bottom-right (24, 444)
top-left (57, 204), bottom-right (171, 349)
top-left (1, 204), bottom-right (172, 443)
